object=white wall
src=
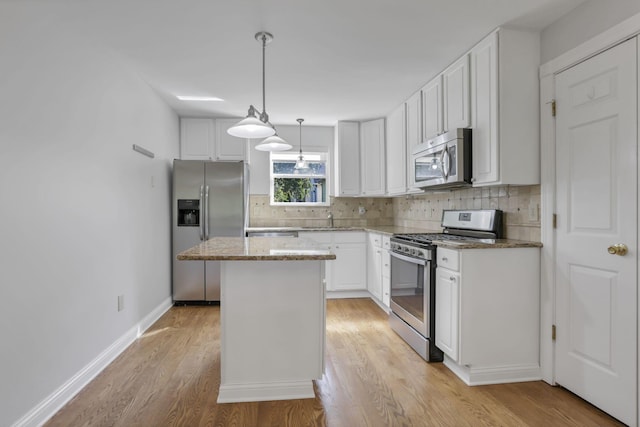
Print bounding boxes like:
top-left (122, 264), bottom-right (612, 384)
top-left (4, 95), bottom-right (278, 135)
top-left (0, 5), bottom-right (179, 426)
top-left (248, 125), bottom-right (335, 195)
top-left (541, 0), bottom-right (640, 63)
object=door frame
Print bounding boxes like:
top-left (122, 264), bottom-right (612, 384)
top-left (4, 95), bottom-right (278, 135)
top-left (539, 11), bottom-right (640, 425)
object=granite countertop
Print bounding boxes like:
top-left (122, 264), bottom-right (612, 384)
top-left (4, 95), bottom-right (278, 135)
top-left (244, 226), bottom-right (542, 249)
top-left (246, 225), bottom-right (439, 236)
top-left (432, 238), bottom-right (543, 249)
top-left (177, 236), bottom-right (336, 261)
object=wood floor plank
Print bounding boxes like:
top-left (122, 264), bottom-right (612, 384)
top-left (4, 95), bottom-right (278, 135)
top-left (45, 298), bottom-right (625, 427)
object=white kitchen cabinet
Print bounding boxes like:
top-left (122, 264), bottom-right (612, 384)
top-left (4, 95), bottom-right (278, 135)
top-left (421, 75), bottom-right (444, 141)
top-left (443, 54), bottom-right (470, 131)
top-left (180, 118), bottom-right (214, 160)
top-left (405, 91), bottom-right (424, 194)
top-left (334, 122), bottom-right (361, 196)
top-left (385, 104), bottom-right (407, 195)
top-left (299, 231), bottom-right (366, 294)
top-left (367, 232), bottom-right (383, 301)
top-left (180, 117), bottom-right (247, 161)
top-left (215, 118), bottom-right (247, 161)
top-left (469, 28), bottom-right (540, 186)
top-left (360, 118), bottom-right (386, 196)
top-left (435, 262), bottom-right (460, 361)
top-left (381, 235), bottom-right (391, 307)
top-left (434, 246), bottom-right (541, 385)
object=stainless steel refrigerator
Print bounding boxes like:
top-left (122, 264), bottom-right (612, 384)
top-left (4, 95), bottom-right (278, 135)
top-left (172, 160), bottom-right (248, 302)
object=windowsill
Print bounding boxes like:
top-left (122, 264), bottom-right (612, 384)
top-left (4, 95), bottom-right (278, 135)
top-left (270, 202), bottom-right (331, 207)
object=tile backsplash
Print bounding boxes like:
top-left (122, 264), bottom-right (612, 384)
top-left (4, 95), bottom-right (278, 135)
top-left (249, 184), bottom-right (541, 241)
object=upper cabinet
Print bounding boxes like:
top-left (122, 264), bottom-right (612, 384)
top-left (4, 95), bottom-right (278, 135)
top-left (334, 121), bottom-right (361, 197)
top-left (385, 104), bottom-right (407, 195)
top-left (180, 117), bottom-right (247, 161)
top-left (215, 118), bottom-right (247, 161)
top-left (180, 118), bottom-right (214, 160)
top-left (405, 91), bottom-right (424, 194)
top-left (469, 28), bottom-right (540, 186)
top-left (360, 118), bottom-right (386, 196)
top-left (443, 54), bottom-right (471, 131)
top-left (421, 75), bottom-right (443, 141)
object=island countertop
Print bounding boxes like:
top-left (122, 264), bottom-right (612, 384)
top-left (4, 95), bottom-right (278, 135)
top-left (177, 236), bottom-right (336, 261)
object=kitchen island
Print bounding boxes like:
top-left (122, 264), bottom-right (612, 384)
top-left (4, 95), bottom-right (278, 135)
top-left (177, 237), bottom-right (335, 403)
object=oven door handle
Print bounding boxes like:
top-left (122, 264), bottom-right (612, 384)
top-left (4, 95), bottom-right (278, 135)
top-left (390, 250), bottom-right (427, 266)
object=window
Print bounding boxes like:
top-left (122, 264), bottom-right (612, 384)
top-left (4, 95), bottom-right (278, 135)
top-left (270, 152), bottom-right (329, 205)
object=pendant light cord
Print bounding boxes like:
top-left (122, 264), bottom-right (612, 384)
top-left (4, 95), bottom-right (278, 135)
top-left (262, 33), bottom-right (266, 120)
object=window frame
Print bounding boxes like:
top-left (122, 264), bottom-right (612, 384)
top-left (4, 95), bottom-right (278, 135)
top-left (270, 149), bottom-right (331, 207)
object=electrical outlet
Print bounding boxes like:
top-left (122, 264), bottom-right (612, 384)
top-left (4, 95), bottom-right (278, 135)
top-left (118, 295), bottom-right (125, 312)
top-left (358, 206), bottom-right (366, 215)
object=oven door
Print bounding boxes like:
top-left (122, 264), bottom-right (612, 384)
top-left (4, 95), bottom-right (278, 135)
top-left (389, 250), bottom-right (431, 338)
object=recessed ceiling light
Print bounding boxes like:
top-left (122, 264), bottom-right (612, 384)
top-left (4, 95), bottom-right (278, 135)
top-left (176, 95), bottom-right (224, 102)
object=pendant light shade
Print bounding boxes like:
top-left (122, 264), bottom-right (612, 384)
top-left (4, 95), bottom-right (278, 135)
top-left (294, 118), bottom-right (308, 170)
top-left (227, 114), bottom-right (275, 138)
top-left (255, 133), bottom-right (292, 151)
top-left (227, 31), bottom-right (289, 150)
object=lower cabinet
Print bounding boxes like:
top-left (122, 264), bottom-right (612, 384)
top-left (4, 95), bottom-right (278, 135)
top-left (435, 266), bottom-right (459, 361)
top-left (434, 246), bottom-right (541, 385)
top-left (299, 232), bottom-right (366, 293)
top-left (367, 233), bottom-right (383, 301)
top-left (367, 232), bottom-right (391, 307)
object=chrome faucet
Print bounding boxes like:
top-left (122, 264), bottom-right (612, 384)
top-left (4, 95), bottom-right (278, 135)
top-left (327, 211), bottom-right (334, 228)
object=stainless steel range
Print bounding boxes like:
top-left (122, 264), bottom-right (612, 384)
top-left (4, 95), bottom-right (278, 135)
top-left (389, 209), bottom-right (503, 361)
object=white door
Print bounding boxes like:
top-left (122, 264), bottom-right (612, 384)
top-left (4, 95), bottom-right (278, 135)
top-left (555, 37), bottom-right (637, 426)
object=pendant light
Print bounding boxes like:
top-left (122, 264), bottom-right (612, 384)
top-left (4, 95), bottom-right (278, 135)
top-left (228, 32), bottom-right (282, 141)
top-left (294, 118), bottom-right (308, 170)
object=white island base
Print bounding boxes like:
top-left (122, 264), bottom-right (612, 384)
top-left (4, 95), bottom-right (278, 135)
top-left (218, 260), bottom-right (326, 403)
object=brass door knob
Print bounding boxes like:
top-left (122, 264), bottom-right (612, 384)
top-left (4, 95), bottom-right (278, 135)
top-left (607, 244), bottom-right (628, 256)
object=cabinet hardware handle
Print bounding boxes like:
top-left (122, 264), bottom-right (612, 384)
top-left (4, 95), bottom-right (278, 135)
top-left (442, 257), bottom-right (448, 261)
top-left (450, 276), bottom-right (456, 281)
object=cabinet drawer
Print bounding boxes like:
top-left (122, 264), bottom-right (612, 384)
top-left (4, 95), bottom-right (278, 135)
top-left (368, 232), bottom-right (383, 248)
top-left (335, 231), bottom-right (366, 244)
top-left (437, 247), bottom-right (459, 271)
top-left (298, 232), bottom-right (332, 245)
top-left (382, 235), bottom-right (391, 250)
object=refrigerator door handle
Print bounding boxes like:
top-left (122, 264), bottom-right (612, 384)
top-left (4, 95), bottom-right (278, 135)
top-left (199, 185), bottom-right (205, 241)
top-left (204, 185), bottom-right (210, 240)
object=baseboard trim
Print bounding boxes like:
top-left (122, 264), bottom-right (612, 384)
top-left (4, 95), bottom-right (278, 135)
top-left (443, 355), bottom-right (542, 386)
top-left (326, 290), bottom-right (370, 299)
top-left (217, 380), bottom-right (315, 403)
top-left (12, 297), bottom-right (173, 427)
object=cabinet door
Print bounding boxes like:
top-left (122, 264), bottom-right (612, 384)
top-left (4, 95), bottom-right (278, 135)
top-left (443, 55), bottom-right (470, 131)
top-left (215, 118), bottom-right (247, 160)
top-left (381, 250), bottom-right (391, 307)
top-left (335, 122), bottom-right (360, 196)
top-left (405, 91), bottom-right (423, 193)
top-left (367, 244), bottom-right (383, 300)
top-left (436, 267), bottom-right (459, 361)
top-left (385, 104), bottom-right (407, 195)
top-left (180, 118), bottom-right (214, 160)
top-left (299, 232), bottom-right (334, 290)
top-left (332, 243), bottom-right (367, 291)
top-left (422, 75), bottom-right (443, 141)
top-left (360, 118), bottom-right (386, 196)
top-left (470, 31), bottom-right (499, 185)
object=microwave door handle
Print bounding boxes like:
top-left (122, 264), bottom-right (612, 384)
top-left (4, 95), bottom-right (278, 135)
top-left (441, 147), bottom-right (450, 179)
top-left (199, 185), bottom-right (205, 241)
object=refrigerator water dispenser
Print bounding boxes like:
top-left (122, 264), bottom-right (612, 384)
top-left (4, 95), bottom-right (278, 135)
top-left (177, 199), bottom-right (200, 226)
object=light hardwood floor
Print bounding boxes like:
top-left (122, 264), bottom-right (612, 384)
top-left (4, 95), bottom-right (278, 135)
top-left (46, 298), bottom-right (623, 426)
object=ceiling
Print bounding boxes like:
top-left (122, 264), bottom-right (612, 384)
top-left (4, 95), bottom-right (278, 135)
top-left (19, 0), bottom-right (584, 126)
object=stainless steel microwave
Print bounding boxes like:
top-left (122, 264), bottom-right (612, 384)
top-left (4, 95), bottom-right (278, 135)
top-left (411, 128), bottom-right (472, 189)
